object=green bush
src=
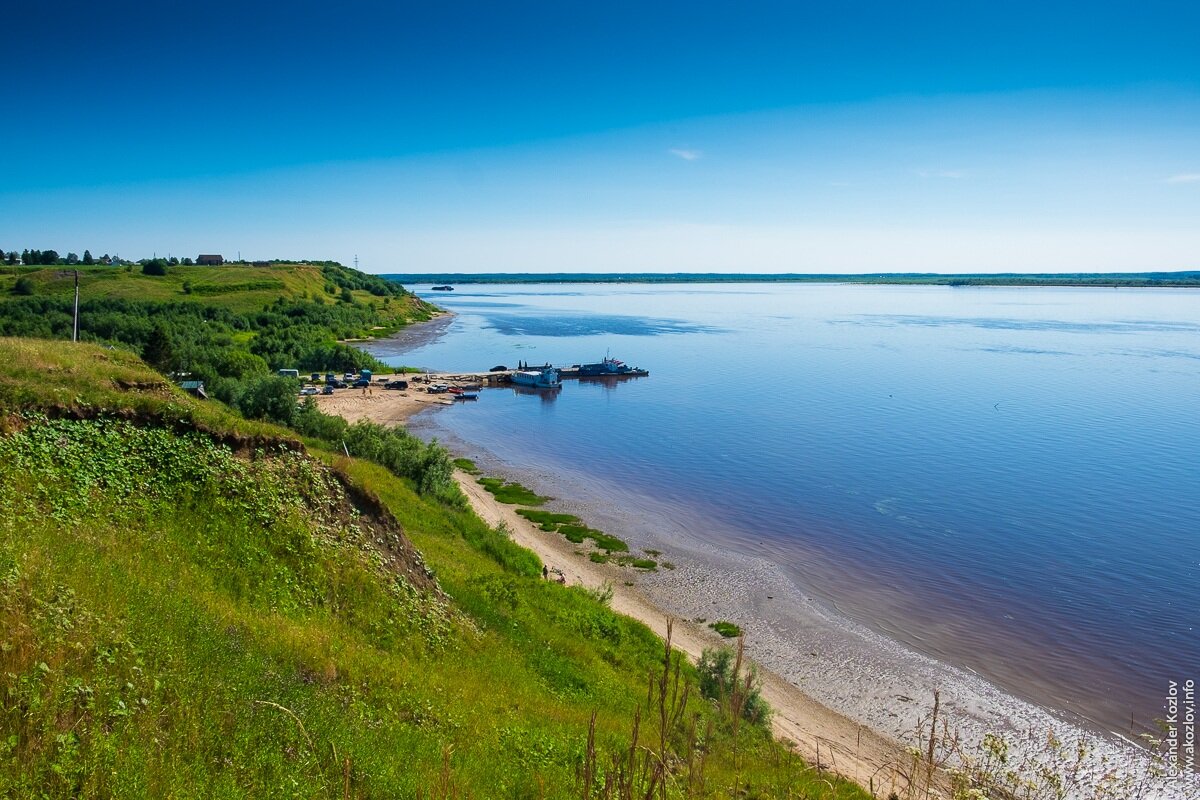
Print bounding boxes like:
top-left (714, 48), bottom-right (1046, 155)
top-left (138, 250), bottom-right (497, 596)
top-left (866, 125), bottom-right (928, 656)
top-left (236, 375), bottom-right (299, 424)
top-left (697, 645), bottom-right (771, 727)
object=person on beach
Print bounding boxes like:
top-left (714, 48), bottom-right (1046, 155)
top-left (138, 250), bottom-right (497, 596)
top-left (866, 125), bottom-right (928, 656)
top-left (542, 565), bottom-right (549, 580)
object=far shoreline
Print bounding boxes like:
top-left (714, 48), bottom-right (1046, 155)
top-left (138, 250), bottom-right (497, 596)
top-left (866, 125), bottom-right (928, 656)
top-left (384, 270), bottom-right (1200, 289)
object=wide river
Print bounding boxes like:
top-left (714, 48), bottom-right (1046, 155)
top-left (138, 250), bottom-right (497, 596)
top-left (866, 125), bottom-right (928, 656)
top-left (371, 282), bottom-right (1198, 747)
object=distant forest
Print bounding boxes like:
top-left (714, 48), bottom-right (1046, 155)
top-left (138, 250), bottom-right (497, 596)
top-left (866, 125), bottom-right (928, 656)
top-left (385, 271), bottom-right (1200, 287)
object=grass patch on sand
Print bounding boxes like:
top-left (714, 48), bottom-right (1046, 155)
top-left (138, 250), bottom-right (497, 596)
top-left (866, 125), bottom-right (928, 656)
top-left (477, 477), bottom-right (549, 505)
top-left (453, 457), bottom-right (482, 475)
top-left (710, 621), bottom-right (742, 638)
top-left (586, 551), bottom-right (657, 571)
top-left (516, 508), bottom-right (581, 527)
top-left (557, 525), bottom-right (628, 554)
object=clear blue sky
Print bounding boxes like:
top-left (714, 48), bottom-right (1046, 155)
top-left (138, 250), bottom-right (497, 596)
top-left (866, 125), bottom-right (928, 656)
top-left (3, 1), bottom-right (1198, 273)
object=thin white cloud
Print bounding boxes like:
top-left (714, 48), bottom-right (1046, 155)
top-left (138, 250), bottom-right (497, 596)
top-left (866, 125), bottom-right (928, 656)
top-left (916, 169), bottom-right (967, 179)
top-left (669, 148), bottom-right (702, 161)
top-left (1165, 173), bottom-right (1200, 184)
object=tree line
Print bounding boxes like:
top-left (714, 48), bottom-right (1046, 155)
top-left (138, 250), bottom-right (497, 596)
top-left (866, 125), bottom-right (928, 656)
top-left (2, 248), bottom-right (192, 266)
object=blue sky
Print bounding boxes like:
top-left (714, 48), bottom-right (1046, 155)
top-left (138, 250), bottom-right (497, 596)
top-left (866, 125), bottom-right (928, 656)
top-left (3, 1), bottom-right (1199, 273)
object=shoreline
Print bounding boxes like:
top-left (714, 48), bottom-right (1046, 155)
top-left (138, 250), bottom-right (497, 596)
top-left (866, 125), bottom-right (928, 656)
top-left (333, 318), bottom-right (1199, 797)
top-left (416, 414), bottom-right (1200, 798)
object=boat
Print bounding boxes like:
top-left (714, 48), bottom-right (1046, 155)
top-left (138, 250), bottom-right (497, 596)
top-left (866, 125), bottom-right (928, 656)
top-left (510, 366), bottom-right (562, 390)
top-left (431, 285), bottom-right (454, 291)
top-left (577, 355), bottom-right (649, 377)
top-left (453, 392), bottom-right (478, 401)
top-left (447, 386), bottom-right (464, 395)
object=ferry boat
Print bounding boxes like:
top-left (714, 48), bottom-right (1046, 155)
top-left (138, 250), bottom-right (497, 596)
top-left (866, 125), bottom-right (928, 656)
top-left (510, 366), bottom-right (562, 390)
top-left (577, 355), bottom-right (649, 377)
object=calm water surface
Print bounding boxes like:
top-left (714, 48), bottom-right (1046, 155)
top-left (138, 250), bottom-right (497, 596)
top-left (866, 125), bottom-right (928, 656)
top-left (376, 283), bottom-right (1200, 735)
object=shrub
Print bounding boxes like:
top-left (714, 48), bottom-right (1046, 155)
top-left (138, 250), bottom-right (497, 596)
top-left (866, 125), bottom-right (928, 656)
top-left (236, 375), bottom-right (298, 425)
top-left (12, 277), bottom-right (34, 296)
top-left (697, 645), bottom-right (770, 727)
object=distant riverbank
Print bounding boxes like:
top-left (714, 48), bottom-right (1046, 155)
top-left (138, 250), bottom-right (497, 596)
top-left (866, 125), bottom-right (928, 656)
top-left (384, 270), bottom-right (1200, 287)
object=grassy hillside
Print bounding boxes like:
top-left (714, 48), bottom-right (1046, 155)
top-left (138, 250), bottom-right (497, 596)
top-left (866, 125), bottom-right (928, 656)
top-left (1, 262), bottom-right (420, 315)
top-left (0, 338), bottom-right (871, 799)
top-left (0, 262), bottom-right (437, 420)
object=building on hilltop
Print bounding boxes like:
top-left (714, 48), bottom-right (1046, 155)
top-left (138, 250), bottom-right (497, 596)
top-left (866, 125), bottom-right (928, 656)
top-left (196, 254), bottom-right (223, 266)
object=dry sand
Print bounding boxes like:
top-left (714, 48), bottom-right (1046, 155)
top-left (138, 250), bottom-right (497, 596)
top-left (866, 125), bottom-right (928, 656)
top-left (315, 386), bottom-right (454, 426)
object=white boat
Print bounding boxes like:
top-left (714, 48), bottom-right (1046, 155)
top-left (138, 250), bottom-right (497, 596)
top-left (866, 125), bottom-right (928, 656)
top-left (510, 366), bottom-right (562, 390)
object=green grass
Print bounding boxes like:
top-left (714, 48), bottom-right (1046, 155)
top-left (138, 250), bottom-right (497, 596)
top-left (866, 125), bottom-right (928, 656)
top-left (557, 525), bottom-right (629, 554)
top-left (515, 508), bottom-right (581, 526)
top-left (452, 457), bottom-right (482, 475)
top-left (0, 340), bottom-right (873, 799)
top-left (710, 621), bottom-right (743, 638)
top-left (0, 263), bottom-right (431, 319)
top-left (477, 476), bottom-right (549, 505)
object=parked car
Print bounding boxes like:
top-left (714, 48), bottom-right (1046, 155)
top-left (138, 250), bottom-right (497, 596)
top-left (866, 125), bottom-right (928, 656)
top-left (299, 386), bottom-right (318, 396)
top-left (352, 378), bottom-right (372, 388)
top-left (322, 385), bottom-right (335, 395)
top-left (310, 373), bottom-right (321, 382)
top-left (383, 380), bottom-right (409, 390)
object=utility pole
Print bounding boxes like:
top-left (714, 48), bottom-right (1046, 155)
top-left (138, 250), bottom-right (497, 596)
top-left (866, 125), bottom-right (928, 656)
top-left (354, 254), bottom-right (359, 270)
top-left (72, 270), bottom-right (80, 342)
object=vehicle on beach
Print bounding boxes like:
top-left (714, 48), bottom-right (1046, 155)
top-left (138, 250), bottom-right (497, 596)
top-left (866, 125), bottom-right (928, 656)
top-left (383, 379), bottom-right (409, 390)
top-left (352, 378), bottom-right (372, 388)
top-left (511, 366), bottom-right (562, 390)
top-left (299, 386), bottom-right (318, 396)
top-left (321, 385), bottom-right (334, 395)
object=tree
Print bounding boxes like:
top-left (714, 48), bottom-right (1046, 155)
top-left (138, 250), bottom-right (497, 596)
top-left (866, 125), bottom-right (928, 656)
top-left (142, 260), bottom-right (167, 276)
top-left (340, 287), bottom-right (354, 304)
top-left (236, 376), bottom-right (298, 425)
top-left (12, 277), bottom-right (34, 296)
top-left (42, 250), bottom-right (60, 264)
top-left (66, 252), bottom-right (79, 265)
top-left (82, 250), bottom-right (94, 265)
top-left (141, 322), bottom-right (175, 369)
top-left (180, 257), bottom-right (194, 265)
